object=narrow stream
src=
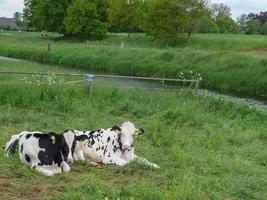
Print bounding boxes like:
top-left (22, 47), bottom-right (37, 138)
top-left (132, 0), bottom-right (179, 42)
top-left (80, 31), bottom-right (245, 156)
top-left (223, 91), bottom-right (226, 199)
top-left (1, 56), bottom-right (267, 113)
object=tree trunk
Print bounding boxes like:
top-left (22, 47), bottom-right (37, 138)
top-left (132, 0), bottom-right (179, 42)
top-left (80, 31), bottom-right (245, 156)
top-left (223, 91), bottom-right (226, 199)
top-left (187, 31), bottom-right (191, 40)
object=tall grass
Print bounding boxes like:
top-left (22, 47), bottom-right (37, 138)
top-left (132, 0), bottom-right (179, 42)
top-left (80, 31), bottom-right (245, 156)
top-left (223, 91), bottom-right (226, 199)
top-left (1, 31), bottom-right (267, 99)
top-left (0, 81), bottom-right (266, 200)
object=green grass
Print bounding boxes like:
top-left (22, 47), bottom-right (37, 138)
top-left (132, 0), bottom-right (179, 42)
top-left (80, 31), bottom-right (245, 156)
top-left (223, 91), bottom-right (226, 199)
top-left (0, 60), bottom-right (266, 200)
top-left (1, 31), bottom-right (267, 100)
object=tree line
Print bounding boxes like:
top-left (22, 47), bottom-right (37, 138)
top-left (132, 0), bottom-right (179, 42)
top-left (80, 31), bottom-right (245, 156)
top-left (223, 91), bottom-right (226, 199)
top-left (12, 0), bottom-right (267, 45)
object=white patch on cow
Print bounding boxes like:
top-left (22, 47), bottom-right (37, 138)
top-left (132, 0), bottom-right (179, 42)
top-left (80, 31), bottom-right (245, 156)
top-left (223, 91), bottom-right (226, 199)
top-left (62, 131), bottom-right (75, 163)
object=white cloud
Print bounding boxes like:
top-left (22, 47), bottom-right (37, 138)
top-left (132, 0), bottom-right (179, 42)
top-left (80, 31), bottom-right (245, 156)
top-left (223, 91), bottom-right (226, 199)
top-left (0, 0), bottom-right (24, 18)
top-left (210, 0), bottom-right (267, 19)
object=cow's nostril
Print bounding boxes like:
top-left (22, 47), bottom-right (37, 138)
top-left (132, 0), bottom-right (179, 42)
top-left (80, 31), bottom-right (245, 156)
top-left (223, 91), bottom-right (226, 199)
top-left (123, 145), bottom-right (130, 150)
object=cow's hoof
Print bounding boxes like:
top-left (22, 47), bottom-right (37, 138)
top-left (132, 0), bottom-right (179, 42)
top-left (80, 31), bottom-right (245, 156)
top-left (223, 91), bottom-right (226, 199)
top-left (96, 165), bottom-right (103, 169)
top-left (153, 164), bottom-right (160, 169)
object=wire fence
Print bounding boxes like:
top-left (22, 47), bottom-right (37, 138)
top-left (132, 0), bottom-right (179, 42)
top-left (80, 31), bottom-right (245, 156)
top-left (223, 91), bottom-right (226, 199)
top-left (0, 71), bottom-right (201, 94)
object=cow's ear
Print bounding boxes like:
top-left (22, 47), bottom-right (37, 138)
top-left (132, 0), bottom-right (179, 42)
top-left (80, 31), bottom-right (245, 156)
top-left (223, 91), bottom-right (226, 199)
top-left (134, 128), bottom-right (144, 136)
top-left (111, 125), bottom-right (121, 134)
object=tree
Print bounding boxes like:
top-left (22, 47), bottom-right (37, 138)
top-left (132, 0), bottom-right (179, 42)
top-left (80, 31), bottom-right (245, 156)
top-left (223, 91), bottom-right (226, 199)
top-left (237, 14), bottom-right (247, 33)
top-left (13, 12), bottom-right (23, 28)
top-left (246, 19), bottom-right (261, 34)
top-left (143, 0), bottom-right (188, 45)
top-left (33, 0), bottom-right (72, 33)
top-left (108, 0), bottom-right (142, 37)
top-left (198, 16), bottom-right (219, 33)
top-left (184, 0), bottom-right (209, 39)
top-left (23, 0), bottom-right (39, 29)
top-left (216, 17), bottom-right (240, 33)
top-left (257, 11), bottom-right (267, 27)
top-left (64, 0), bottom-right (108, 39)
top-left (211, 3), bottom-right (231, 19)
top-left (260, 22), bottom-right (267, 35)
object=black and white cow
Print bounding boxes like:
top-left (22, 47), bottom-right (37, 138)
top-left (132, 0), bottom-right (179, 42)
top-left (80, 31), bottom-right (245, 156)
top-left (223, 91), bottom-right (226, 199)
top-left (65, 122), bottom-right (160, 168)
top-left (5, 131), bottom-right (76, 176)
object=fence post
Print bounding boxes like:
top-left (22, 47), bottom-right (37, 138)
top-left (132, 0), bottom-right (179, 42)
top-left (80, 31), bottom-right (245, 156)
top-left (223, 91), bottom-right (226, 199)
top-left (86, 40), bottom-right (89, 48)
top-left (48, 42), bottom-right (51, 52)
top-left (86, 74), bottom-right (95, 94)
top-left (194, 80), bottom-right (200, 95)
top-left (120, 41), bottom-right (124, 49)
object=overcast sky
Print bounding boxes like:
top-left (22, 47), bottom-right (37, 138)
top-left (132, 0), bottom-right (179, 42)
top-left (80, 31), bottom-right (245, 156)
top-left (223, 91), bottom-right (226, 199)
top-left (0, 0), bottom-right (267, 20)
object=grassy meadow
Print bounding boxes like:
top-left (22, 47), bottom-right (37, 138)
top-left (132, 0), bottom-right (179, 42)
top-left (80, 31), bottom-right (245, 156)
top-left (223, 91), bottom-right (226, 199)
top-left (0, 59), bottom-right (267, 200)
top-left (1, 31), bottom-right (267, 99)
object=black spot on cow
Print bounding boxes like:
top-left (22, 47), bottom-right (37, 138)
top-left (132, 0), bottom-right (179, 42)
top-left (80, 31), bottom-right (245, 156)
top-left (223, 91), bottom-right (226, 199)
top-left (36, 132), bottom-right (70, 167)
top-left (91, 139), bottom-right (95, 146)
top-left (71, 139), bottom-right (76, 156)
top-left (20, 144), bottom-right (23, 153)
top-left (108, 153), bottom-right (111, 157)
top-left (62, 130), bottom-right (70, 134)
top-left (103, 145), bottom-right (107, 156)
top-left (75, 135), bottom-right (89, 142)
top-left (111, 126), bottom-right (121, 132)
top-left (25, 154), bottom-right (31, 163)
top-left (90, 130), bottom-right (100, 135)
top-left (112, 140), bottom-right (115, 145)
top-left (107, 137), bottom-right (111, 143)
top-left (101, 146), bottom-right (104, 150)
top-left (117, 136), bottom-right (122, 150)
top-left (26, 134), bottom-right (31, 139)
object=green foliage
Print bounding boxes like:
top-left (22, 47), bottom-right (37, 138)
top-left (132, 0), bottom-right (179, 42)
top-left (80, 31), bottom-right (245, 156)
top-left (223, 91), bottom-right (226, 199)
top-left (108, 0), bottom-right (143, 35)
top-left (216, 17), bottom-right (240, 33)
top-left (143, 0), bottom-right (188, 45)
top-left (260, 22), bottom-right (267, 35)
top-left (64, 0), bottom-right (108, 39)
top-left (237, 14), bottom-right (247, 33)
top-left (23, 0), bottom-right (39, 28)
top-left (13, 12), bottom-right (23, 28)
top-left (184, 0), bottom-right (209, 38)
top-left (33, 0), bottom-right (72, 33)
top-left (0, 59), bottom-right (266, 199)
top-left (198, 16), bottom-right (219, 33)
top-left (246, 19), bottom-right (261, 34)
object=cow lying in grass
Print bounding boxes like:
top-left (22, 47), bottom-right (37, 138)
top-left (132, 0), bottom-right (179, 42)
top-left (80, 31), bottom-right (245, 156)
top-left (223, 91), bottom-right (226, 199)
top-left (5, 131), bottom-right (76, 176)
top-left (65, 122), bottom-right (160, 168)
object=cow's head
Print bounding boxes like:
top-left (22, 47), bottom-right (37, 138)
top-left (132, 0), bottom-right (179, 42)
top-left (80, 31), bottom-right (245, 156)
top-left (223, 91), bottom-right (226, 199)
top-left (119, 122), bottom-right (144, 151)
top-left (58, 132), bottom-right (76, 163)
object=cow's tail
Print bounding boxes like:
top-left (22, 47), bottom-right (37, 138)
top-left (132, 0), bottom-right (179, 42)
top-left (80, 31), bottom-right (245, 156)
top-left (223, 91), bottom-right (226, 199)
top-left (5, 134), bottom-right (21, 156)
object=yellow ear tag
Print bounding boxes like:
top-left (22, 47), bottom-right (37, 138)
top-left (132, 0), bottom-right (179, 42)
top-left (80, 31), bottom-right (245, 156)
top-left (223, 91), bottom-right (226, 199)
top-left (51, 136), bottom-right (56, 144)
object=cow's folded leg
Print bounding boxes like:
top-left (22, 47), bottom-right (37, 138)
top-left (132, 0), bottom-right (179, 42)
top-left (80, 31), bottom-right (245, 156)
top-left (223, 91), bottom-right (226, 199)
top-left (89, 161), bottom-right (101, 166)
top-left (74, 150), bottom-right (85, 161)
top-left (103, 157), bottom-right (127, 166)
top-left (34, 166), bottom-right (55, 176)
top-left (61, 161), bottom-right (71, 173)
top-left (133, 155), bottom-right (160, 169)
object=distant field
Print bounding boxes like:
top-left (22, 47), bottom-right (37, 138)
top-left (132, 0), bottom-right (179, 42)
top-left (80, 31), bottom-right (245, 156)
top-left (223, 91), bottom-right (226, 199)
top-left (0, 60), bottom-right (266, 200)
top-left (0, 31), bottom-right (267, 99)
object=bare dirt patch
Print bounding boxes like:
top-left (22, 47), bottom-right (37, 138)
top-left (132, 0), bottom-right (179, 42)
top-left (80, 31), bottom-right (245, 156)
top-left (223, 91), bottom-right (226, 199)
top-left (238, 50), bottom-right (267, 58)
